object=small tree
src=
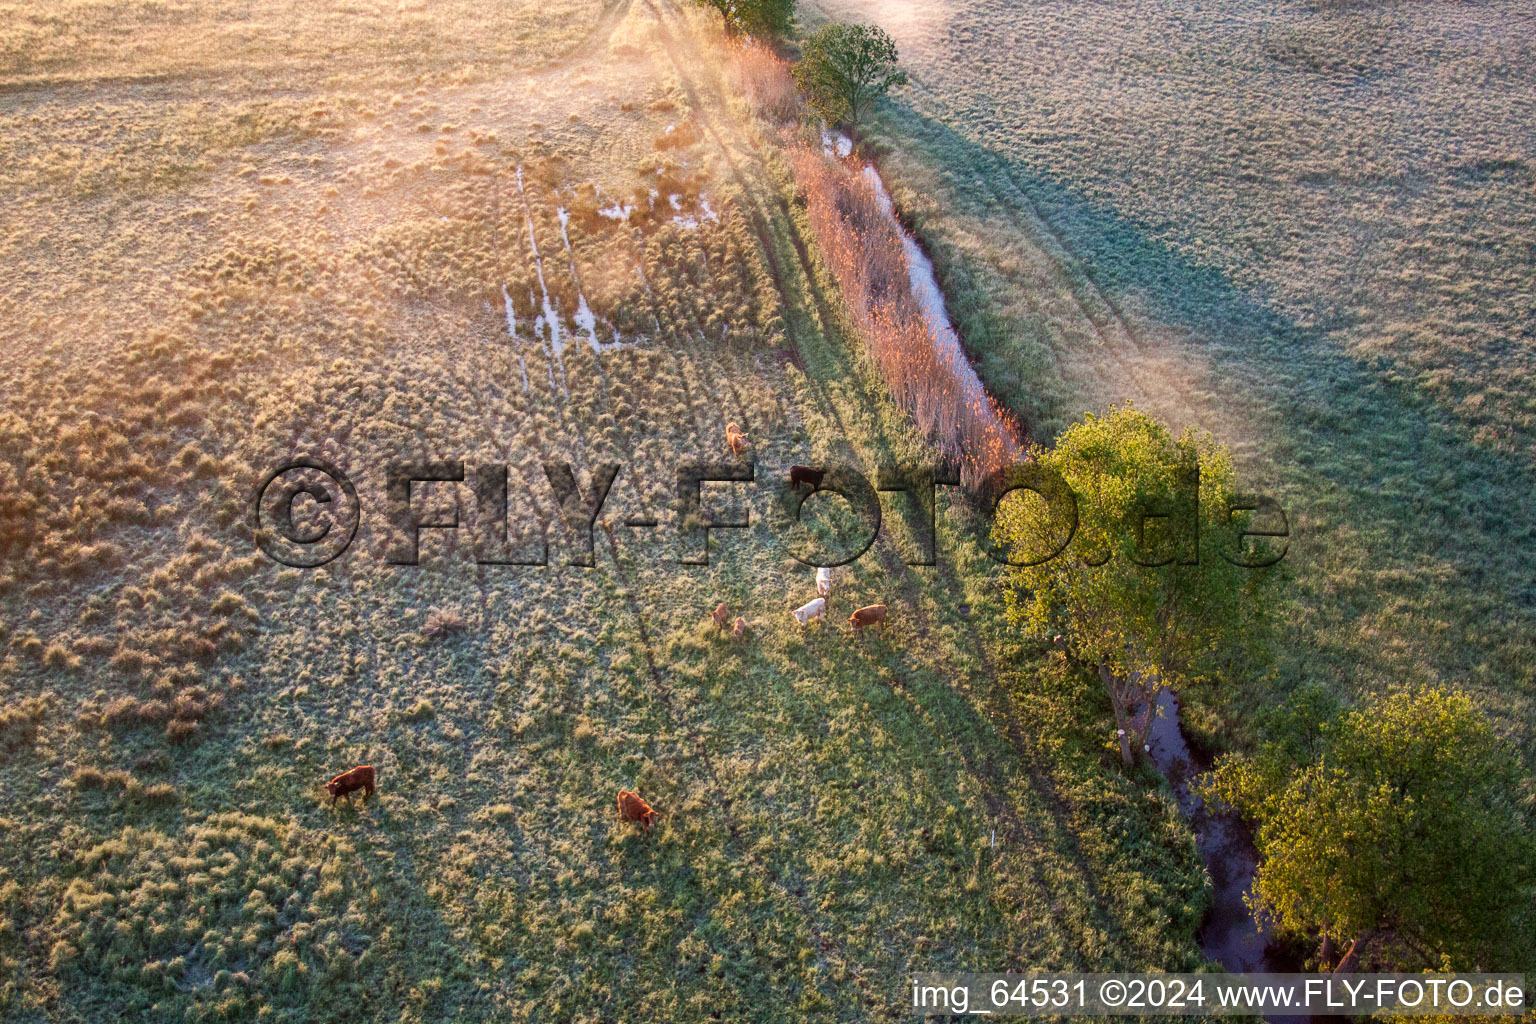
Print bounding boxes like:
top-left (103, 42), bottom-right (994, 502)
top-left (792, 23), bottom-right (906, 131)
top-left (695, 0), bottom-right (795, 38)
top-left (994, 407), bottom-right (1270, 764)
top-left (1204, 687), bottom-right (1533, 971)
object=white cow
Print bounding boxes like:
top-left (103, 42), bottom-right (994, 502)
top-left (791, 597), bottom-right (826, 627)
top-left (815, 566), bottom-right (832, 598)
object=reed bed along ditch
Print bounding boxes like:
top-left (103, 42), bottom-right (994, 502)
top-left (789, 143), bottom-right (1022, 491)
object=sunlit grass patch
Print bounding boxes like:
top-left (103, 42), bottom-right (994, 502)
top-left (0, 0), bottom-right (1242, 1017)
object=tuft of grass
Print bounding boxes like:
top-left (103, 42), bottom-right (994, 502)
top-left (135, 782), bottom-right (179, 805)
top-left (400, 699), bottom-right (436, 724)
top-left (164, 719), bottom-right (199, 744)
top-left (420, 607), bottom-right (467, 640)
top-left (0, 697), bottom-right (47, 751)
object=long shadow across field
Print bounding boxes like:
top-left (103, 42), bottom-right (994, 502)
top-left (741, 197), bottom-right (1200, 968)
top-left (884, 103), bottom-right (1536, 746)
top-left (617, 17), bottom-right (1188, 953)
top-left (644, 5), bottom-right (1525, 978)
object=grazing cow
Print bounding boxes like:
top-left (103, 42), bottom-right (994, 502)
top-left (848, 604), bottom-right (888, 633)
top-left (617, 789), bottom-right (660, 831)
top-left (726, 422), bottom-right (750, 457)
top-left (789, 465), bottom-right (824, 492)
top-left (792, 597), bottom-right (826, 627)
top-left (732, 616), bottom-right (747, 641)
top-left (711, 602), bottom-right (731, 631)
top-left (326, 765), bottom-right (375, 805)
top-left (816, 566), bottom-right (833, 598)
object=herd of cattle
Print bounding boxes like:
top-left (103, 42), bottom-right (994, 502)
top-left (325, 442), bottom-right (890, 835)
top-left (714, 571), bottom-right (890, 636)
top-left (326, 564), bottom-right (893, 831)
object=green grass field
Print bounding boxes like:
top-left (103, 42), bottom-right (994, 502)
top-left (0, 3), bottom-right (1228, 1019)
top-left (808, 0), bottom-right (1536, 761)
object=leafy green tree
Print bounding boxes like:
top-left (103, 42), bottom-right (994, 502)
top-left (994, 407), bottom-right (1271, 764)
top-left (695, 0), bottom-right (795, 38)
top-left (792, 23), bottom-right (906, 130)
top-left (1205, 686), bottom-right (1533, 971)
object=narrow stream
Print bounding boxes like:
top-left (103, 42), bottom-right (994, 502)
top-left (1143, 689), bottom-right (1276, 969)
top-left (1146, 690), bottom-right (1317, 1024)
top-left (827, 133), bottom-right (1021, 457)
top-left (840, 137), bottom-right (1296, 991)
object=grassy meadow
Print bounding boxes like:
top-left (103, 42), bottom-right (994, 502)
top-left (0, 2), bottom-right (1223, 1020)
top-left (807, 0), bottom-right (1536, 768)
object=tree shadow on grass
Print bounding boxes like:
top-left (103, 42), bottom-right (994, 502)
top-left (879, 102), bottom-right (1536, 743)
top-left (712, 197), bottom-right (1212, 968)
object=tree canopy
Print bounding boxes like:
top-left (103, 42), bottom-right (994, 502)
top-left (1205, 686), bottom-right (1533, 971)
top-left (792, 23), bottom-right (906, 130)
top-left (995, 406), bottom-right (1272, 762)
top-left (694, 0), bottom-right (795, 38)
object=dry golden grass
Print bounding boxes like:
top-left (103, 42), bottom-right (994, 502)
top-left (0, 0), bottom-right (608, 87)
top-left (0, 0), bottom-right (1224, 1018)
top-left (789, 144), bottom-right (1020, 490)
top-left (727, 40), bottom-right (803, 125)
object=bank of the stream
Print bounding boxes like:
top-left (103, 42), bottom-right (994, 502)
top-left (849, 137), bottom-right (1284, 978)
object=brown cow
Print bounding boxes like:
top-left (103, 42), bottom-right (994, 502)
top-left (326, 765), bottom-right (375, 805)
top-left (711, 602), bottom-right (731, 631)
top-left (732, 616), bottom-right (746, 641)
top-left (789, 465), bottom-right (824, 492)
top-left (848, 604), bottom-right (888, 634)
top-left (725, 422), bottom-right (750, 457)
top-left (617, 789), bottom-right (660, 831)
